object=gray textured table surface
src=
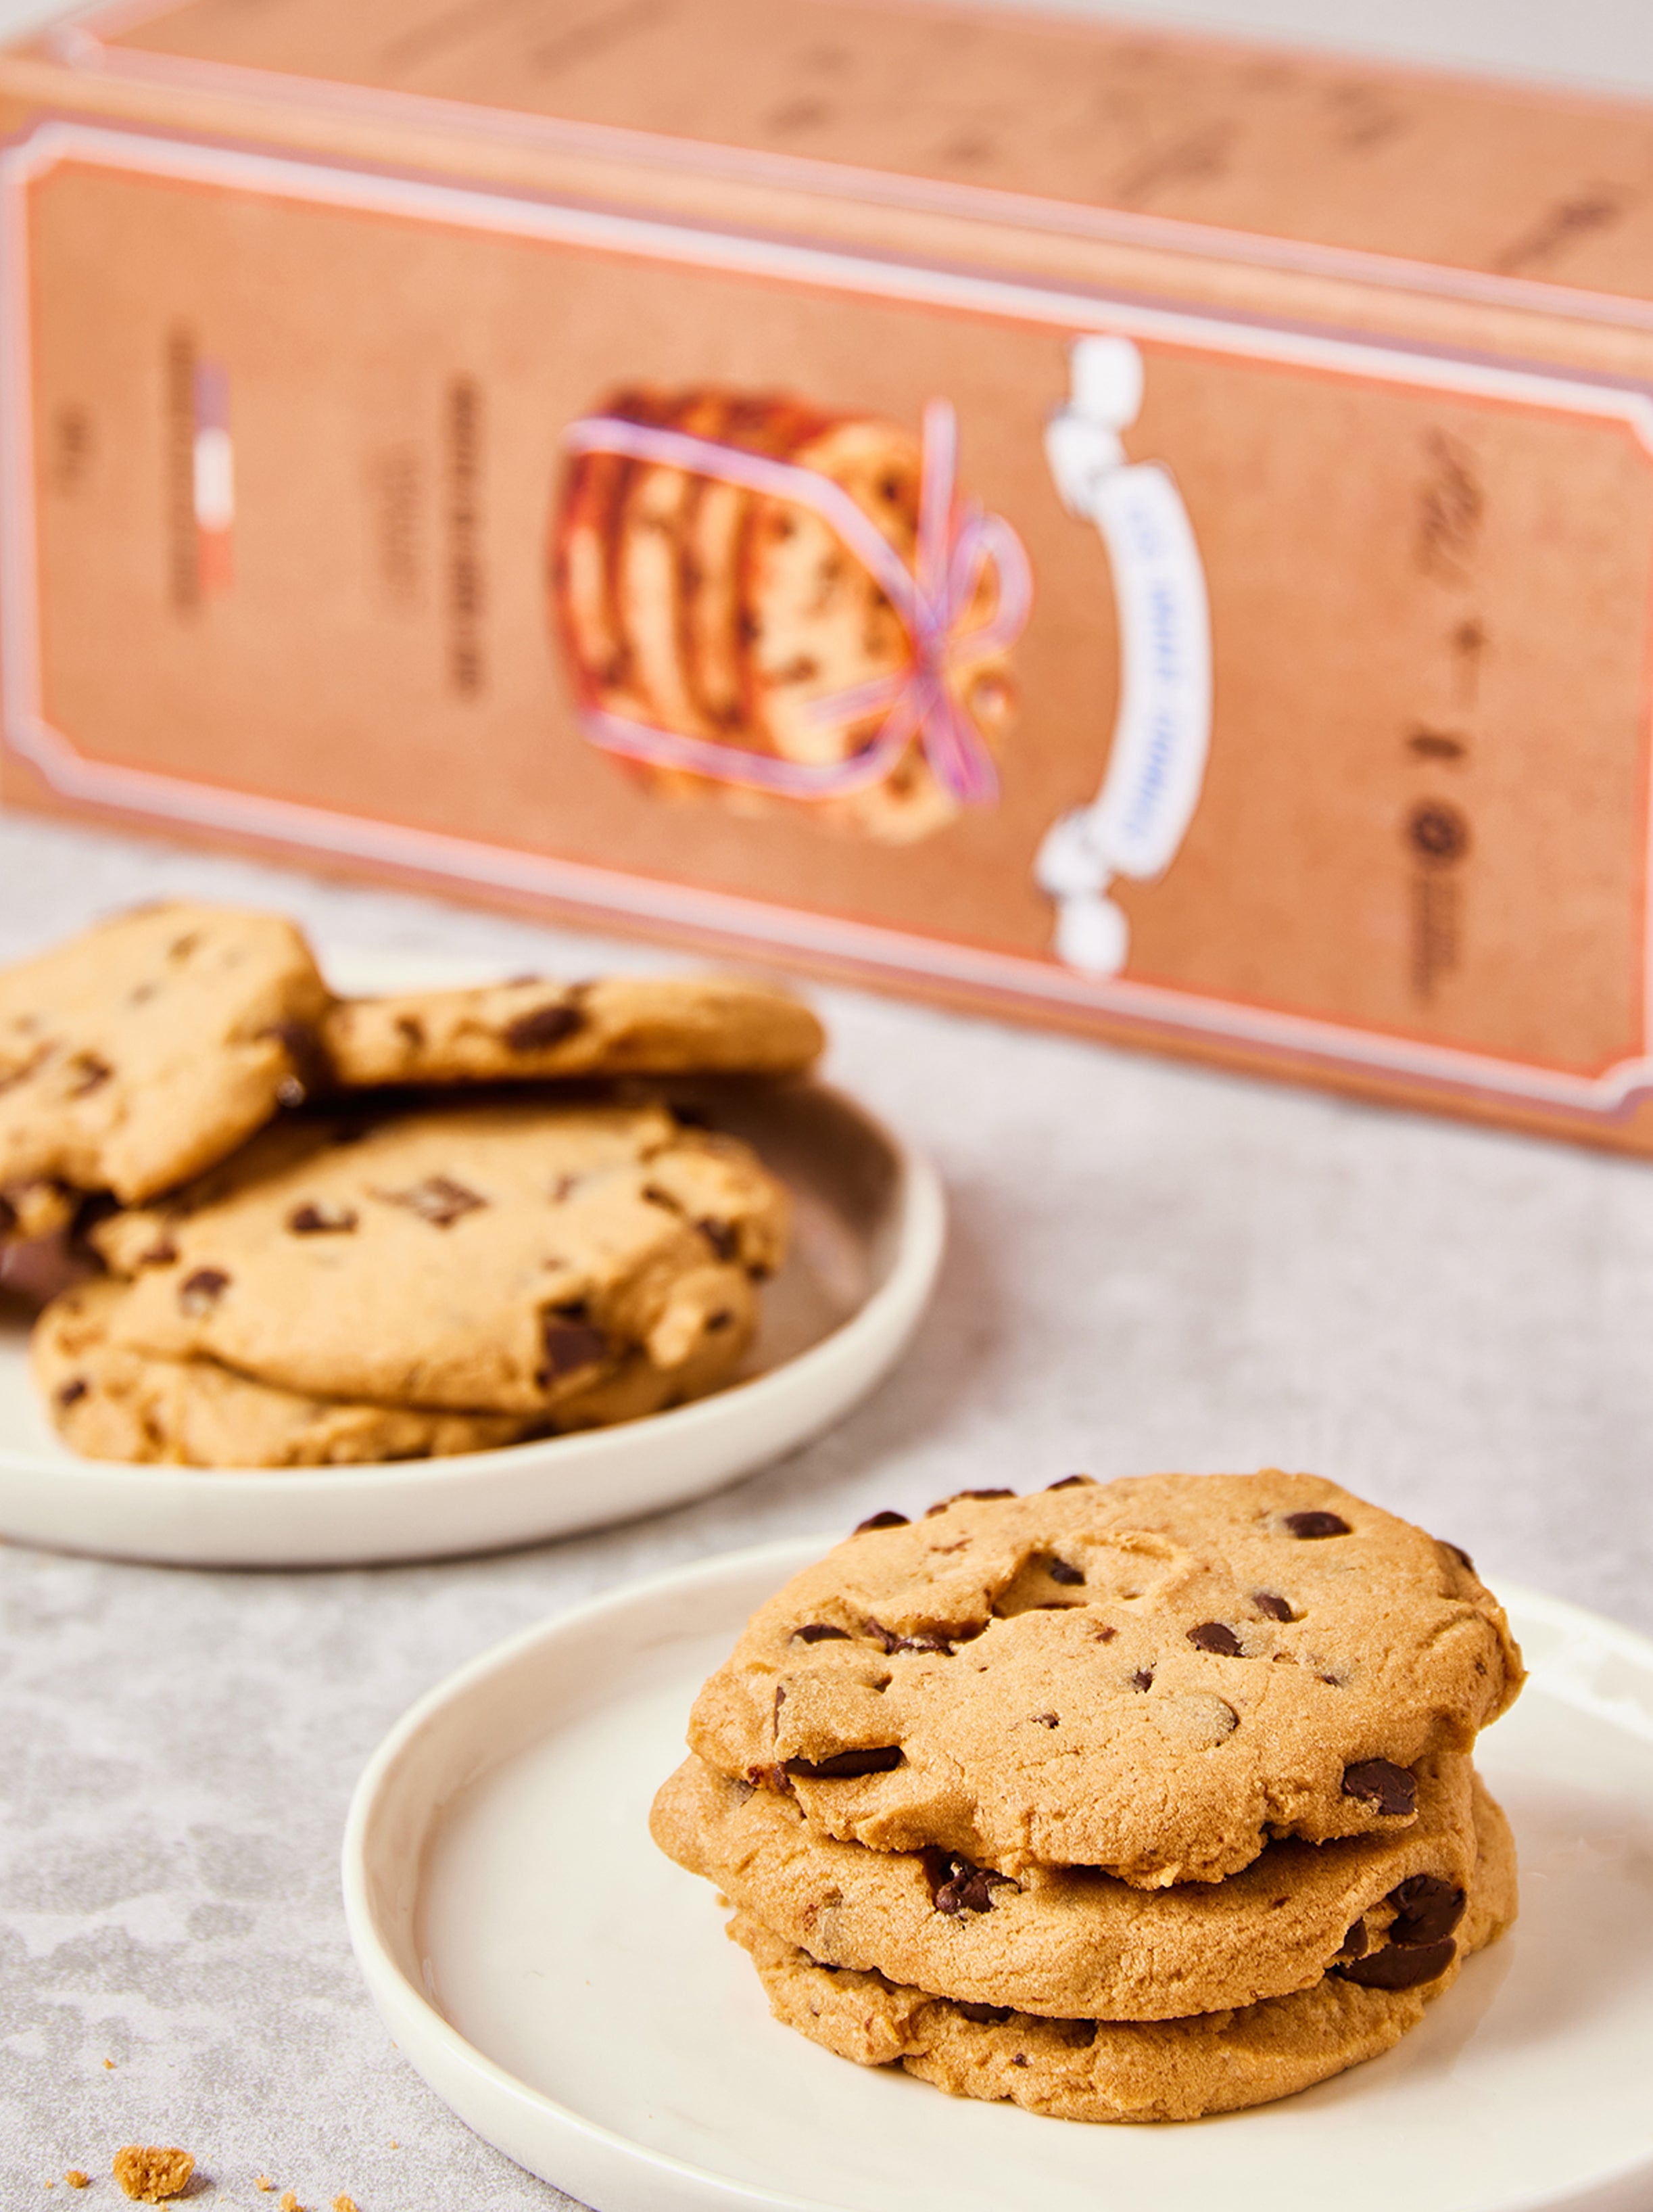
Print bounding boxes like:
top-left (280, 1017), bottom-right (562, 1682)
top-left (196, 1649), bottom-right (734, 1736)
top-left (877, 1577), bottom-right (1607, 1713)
top-left (1, 811), bottom-right (1651, 2208)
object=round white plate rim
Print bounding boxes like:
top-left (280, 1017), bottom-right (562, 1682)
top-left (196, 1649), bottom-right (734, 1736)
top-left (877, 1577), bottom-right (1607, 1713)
top-left (0, 1083), bottom-right (943, 1566)
top-left (341, 1539), bottom-right (1653, 2212)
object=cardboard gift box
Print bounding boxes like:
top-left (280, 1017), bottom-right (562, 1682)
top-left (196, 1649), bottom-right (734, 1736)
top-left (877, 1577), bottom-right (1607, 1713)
top-left (5, 0), bottom-right (1653, 1151)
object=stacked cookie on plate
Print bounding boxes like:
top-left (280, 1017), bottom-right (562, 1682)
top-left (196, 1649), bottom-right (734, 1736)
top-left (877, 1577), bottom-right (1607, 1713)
top-left (652, 1471), bottom-right (1525, 2123)
top-left (0, 901), bottom-right (821, 1467)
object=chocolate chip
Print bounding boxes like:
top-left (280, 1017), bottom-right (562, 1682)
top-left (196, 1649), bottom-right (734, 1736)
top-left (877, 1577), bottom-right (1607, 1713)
top-left (863, 1616), bottom-right (978, 1655)
top-left (1187, 1621), bottom-right (1244, 1655)
top-left (503, 1001), bottom-right (583, 1052)
top-left (55, 1376), bottom-right (88, 1409)
top-left (698, 1217), bottom-right (738, 1262)
top-left (853, 1511), bottom-right (908, 1533)
top-left (537, 1314), bottom-right (607, 1382)
top-left (1444, 1540), bottom-right (1477, 1574)
top-left (66, 1054), bottom-right (112, 1098)
top-left (1093, 1624), bottom-right (1117, 1642)
top-left (784, 1747), bottom-right (903, 1779)
top-left (1043, 1555), bottom-right (1084, 1585)
top-left (1030, 1712), bottom-right (1058, 1728)
top-left (264, 1018), bottom-right (335, 1108)
top-left (924, 1488), bottom-right (1014, 1516)
top-left (792, 1624), bottom-right (851, 1643)
top-left (955, 2000), bottom-right (1012, 2025)
top-left (1254, 1591), bottom-right (1295, 1621)
top-left (706, 1309), bottom-right (734, 1332)
top-left (1284, 1510), bottom-right (1351, 1539)
top-left (178, 1267), bottom-right (229, 1316)
top-left (1336, 1917), bottom-right (1369, 1960)
top-left (1333, 1937), bottom-right (1456, 1990)
top-left (1342, 1760), bottom-right (1417, 1816)
top-left (373, 1175), bottom-right (487, 1229)
top-left (1046, 1473), bottom-right (1095, 1490)
top-left (138, 1238), bottom-right (178, 1267)
top-left (1131, 1668), bottom-right (1154, 1691)
top-left (1011, 2052), bottom-right (1028, 2067)
top-left (0, 1194), bottom-right (14, 1237)
top-left (1387, 1874), bottom-right (1466, 1947)
top-left (921, 1848), bottom-right (1003, 1915)
top-left (286, 1202), bottom-right (358, 1235)
top-left (394, 1014), bottom-right (426, 1048)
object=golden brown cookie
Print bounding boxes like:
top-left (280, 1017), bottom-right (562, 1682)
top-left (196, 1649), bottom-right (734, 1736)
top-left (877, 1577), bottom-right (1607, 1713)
top-left (92, 1099), bottom-right (787, 1415)
top-left (32, 1278), bottom-right (542, 1467)
top-left (729, 1775), bottom-right (1516, 2123)
top-left (688, 1473), bottom-right (1523, 1883)
top-left (652, 1747), bottom-right (1481, 2021)
top-left (319, 971), bottom-right (823, 1088)
top-left (0, 902), bottom-right (329, 1203)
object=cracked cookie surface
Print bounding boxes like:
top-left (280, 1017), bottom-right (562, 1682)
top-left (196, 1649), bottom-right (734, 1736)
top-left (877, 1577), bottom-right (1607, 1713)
top-left (320, 972), bottom-right (823, 1089)
top-left (688, 1472), bottom-right (1523, 1883)
top-left (729, 1774), bottom-right (1516, 2123)
top-left (93, 1098), bottom-right (787, 1415)
top-left (652, 1747), bottom-right (1480, 2021)
top-left (33, 1277), bottom-right (543, 1467)
top-left (0, 901), bottom-right (329, 1204)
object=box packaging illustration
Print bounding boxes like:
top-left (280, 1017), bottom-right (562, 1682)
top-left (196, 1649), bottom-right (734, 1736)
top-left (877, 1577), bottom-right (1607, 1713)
top-left (6, 3), bottom-right (1653, 1151)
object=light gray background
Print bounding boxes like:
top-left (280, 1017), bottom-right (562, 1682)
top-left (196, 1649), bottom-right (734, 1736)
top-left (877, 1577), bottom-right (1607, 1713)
top-left (5, 2), bottom-right (1653, 2208)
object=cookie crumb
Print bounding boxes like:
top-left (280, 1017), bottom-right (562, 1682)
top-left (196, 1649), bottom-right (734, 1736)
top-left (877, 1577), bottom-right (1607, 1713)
top-left (279, 2192), bottom-right (303, 2211)
top-left (113, 2144), bottom-right (195, 2201)
top-left (103, 2059), bottom-right (116, 2070)
top-left (332, 2196), bottom-right (360, 2211)
top-left (254, 2184), bottom-right (274, 2196)
top-left (66, 2176), bottom-right (90, 2191)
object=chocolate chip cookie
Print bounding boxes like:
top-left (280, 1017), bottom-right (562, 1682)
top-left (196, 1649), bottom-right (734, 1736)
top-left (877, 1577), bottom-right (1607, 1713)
top-left (652, 1746), bottom-right (1481, 2021)
top-left (0, 901), bottom-right (329, 1205)
top-left (688, 1473), bottom-right (1523, 1883)
top-left (728, 1773), bottom-right (1516, 2123)
top-left (94, 1098), bottom-right (787, 1415)
top-left (319, 971), bottom-right (823, 1089)
top-left (34, 1278), bottom-right (539, 1467)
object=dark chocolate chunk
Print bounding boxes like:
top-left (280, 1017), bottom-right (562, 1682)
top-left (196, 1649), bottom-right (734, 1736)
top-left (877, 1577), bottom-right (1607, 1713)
top-left (1254, 1591), bottom-right (1295, 1621)
top-left (286, 1202), bottom-right (358, 1236)
top-left (1335, 1917), bottom-right (1369, 1960)
top-left (1030, 1712), bottom-right (1059, 1728)
top-left (138, 1238), bottom-right (178, 1267)
top-left (1043, 1555), bottom-right (1084, 1585)
top-left (1333, 1937), bottom-right (1456, 1990)
top-left (1284, 1509), bottom-right (1351, 1539)
top-left (503, 1001), bottom-right (583, 1052)
top-left (793, 1624), bottom-right (851, 1643)
top-left (863, 1616), bottom-right (980, 1655)
top-left (264, 1018), bottom-right (335, 1108)
top-left (1046, 1473), bottom-right (1095, 1490)
top-left (1093, 1624), bottom-right (1117, 1642)
top-left (537, 1314), bottom-right (607, 1383)
top-left (373, 1175), bottom-right (487, 1229)
top-left (1342, 1760), bottom-right (1417, 1816)
top-left (698, 1217), bottom-right (738, 1262)
top-left (1387, 1874), bottom-right (1466, 1947)
top-left (955, 2000), bottom-right (1012, 2025)
top-left (55, 1376), bottom-right (89, 1409)
top-left (1187, 1621), bottom-right (1244, 1656)
top-left (853, 1511), bottom-right (908, 1533)
top-left (921, 1847), bottom-right (1003, 1916)
top-left (925, 1487), bottom-right (1014, 1516)
top-left (784, 1746), bottom-right (903, 1779)
top-left (1131, 1668), bottom-right (1154, 1691)
top-left (178, 1267), bottom-right (229, 1316)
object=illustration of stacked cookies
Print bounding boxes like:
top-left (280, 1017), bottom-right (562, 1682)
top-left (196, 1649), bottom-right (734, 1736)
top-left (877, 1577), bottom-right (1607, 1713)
top-left (0, 901), bottom-right (823, 1467)
top-left (652, 1471), bottom-right (1524, 2123)
top-left (550, 385), bottom-right (1019, 843)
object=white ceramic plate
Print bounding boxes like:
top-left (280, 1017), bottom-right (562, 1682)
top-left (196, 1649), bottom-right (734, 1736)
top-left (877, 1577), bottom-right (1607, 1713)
top-left (0, 954), bottom-right (942, 1567)
top-left (344, 1538), bottom-right (1653, 2212)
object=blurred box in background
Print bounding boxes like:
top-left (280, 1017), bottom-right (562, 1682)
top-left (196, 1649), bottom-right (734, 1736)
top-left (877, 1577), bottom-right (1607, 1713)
top-left (5, 0), bottom-right (1653, 1152)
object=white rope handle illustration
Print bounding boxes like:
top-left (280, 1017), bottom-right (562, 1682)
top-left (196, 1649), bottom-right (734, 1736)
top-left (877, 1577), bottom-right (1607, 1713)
top-left (1036, 337), bottom-right (1213, 976)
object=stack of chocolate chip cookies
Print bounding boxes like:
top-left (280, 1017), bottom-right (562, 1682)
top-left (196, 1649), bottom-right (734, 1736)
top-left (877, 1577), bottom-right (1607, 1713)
top-left (653, 1470), bottom-right (1524, 2123)
top-left (1, 901), bottom-right (821, 1467)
